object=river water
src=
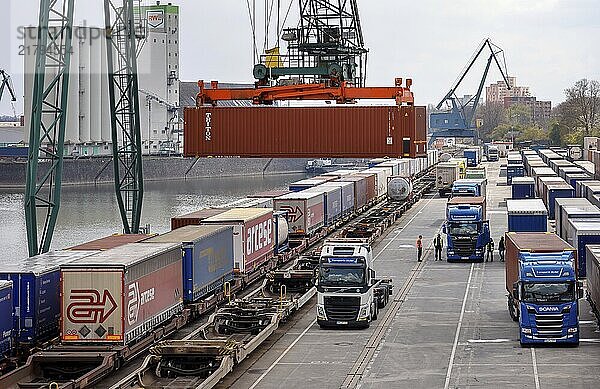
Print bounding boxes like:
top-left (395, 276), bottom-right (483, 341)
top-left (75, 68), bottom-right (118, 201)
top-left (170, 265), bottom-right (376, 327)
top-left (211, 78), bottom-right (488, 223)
top-left (0, 173), bottom-right (307, 259)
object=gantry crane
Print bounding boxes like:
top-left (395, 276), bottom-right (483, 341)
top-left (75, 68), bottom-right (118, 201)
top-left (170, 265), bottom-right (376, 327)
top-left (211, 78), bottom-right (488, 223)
top-left (25, 0), bottom-right (145, 256)
top-left (251, 0), bottom-right (368, 87)
top-left (0, 69), bottom-right (17, 108)
top-left (429, 38), bottom-right (510, 144)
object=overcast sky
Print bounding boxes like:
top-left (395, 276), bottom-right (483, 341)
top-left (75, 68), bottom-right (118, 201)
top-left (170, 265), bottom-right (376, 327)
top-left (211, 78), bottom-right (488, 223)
top-left (1, 0), bottom-right (599, 116)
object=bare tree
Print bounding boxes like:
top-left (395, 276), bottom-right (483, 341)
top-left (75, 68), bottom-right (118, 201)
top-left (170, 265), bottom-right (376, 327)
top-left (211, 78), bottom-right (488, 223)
top-left (564, 78), bottom-right (600, 135)
top-left (476, 102), bottom-right (505, 140)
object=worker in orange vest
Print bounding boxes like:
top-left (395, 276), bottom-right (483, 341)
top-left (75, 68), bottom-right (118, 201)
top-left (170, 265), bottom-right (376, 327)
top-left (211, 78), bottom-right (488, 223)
top-left (416, 235), bottom-right (423, 262)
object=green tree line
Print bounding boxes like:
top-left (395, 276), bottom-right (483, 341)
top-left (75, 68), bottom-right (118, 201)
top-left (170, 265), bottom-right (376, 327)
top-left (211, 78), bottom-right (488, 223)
top-left (476, 78), bottom-right (600, 146)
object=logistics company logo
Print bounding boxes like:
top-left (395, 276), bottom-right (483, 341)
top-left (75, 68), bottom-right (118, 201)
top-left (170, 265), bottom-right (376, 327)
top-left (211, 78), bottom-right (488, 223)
top-left (246, 219), bottom-right (273, 256)
top-left (66, 289), bottom-right (117, 324)
top-left (538, 306), bottom-right (561, 312)
top-left (205, 112), bottom-right (212, 141)
top-left (127, 282), bottom-right (156, 326)
top-left (147, 9), bottom-right (165, 30)
top-left (280, 205), bottom-right (303, 223)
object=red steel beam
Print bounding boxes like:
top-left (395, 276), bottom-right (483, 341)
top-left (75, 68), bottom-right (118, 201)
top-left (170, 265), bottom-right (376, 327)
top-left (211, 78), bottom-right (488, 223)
top-left (196, 78), bottom-right (414, 106)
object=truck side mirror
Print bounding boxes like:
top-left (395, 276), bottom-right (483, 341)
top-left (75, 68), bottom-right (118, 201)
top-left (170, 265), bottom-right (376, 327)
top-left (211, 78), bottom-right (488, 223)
top-left (442, 224), bottom-right (447, 234)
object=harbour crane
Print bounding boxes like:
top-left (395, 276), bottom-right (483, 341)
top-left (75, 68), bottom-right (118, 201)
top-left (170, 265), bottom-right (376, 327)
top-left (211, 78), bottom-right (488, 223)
top-left (0, 69), bottom-right (18, 117)
top-left (25, 0), bottom-right (146, 256)
top-left (429, 38), bottom-right (510, 145)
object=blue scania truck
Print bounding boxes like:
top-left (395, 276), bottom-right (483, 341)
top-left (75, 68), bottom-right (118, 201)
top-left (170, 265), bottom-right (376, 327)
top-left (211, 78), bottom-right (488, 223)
top-left (505, 232), bottom-right (582, 346)
top-left (444, 196), bottom-right (490, 262)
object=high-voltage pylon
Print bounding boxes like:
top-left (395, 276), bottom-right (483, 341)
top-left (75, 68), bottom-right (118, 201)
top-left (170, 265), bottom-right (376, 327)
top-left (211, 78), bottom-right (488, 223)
top-left (253, 0), bottom-right (368, 87)
top-left (26, 0), bottom-right (144, 256)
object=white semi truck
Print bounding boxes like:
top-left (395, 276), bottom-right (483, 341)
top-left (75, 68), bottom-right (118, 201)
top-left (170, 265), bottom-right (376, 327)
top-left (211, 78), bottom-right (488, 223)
top-left (316, 239), bottom-right (392, 328)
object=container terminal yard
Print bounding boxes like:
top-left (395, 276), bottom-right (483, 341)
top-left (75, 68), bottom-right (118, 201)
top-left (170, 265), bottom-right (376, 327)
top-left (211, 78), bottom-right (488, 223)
top-left (1, 0), bottom-right (599, 388)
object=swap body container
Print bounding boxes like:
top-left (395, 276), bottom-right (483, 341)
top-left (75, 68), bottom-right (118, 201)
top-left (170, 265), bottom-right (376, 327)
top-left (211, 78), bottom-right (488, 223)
top-left (565, 219), bottom-right (600, 278)
top-left (201, 208), bottom-right (275, 273)
top-left (222, 197), bottom-right (273, 208)
top-left (555, 198), bottom-right (600, 240)
top-left (318, 182), bottom-right (355, 216)
top-left (549, 159), bottom-right (573, 173)
top-left (546, 184), bottom-right (576, 220)
top-left (288, 178), bottom-right (331, 192)
top-left (171, 208), bottom-right (230, 230)
top-left (585, 245), bottom-right (600, 321)
top-left (511, 177), bottom-right (535, 199)
top-left (506, 164), bottom-right (525, 185)
top-left (525, 159), bottom-right (547, 176)
top-left (538, 177), bottom-right (567, 206)
top-left (337, 175), bottom-right (368, 210)
top-left (0, 281), bottom-right (13, 359)
top-left (302, 185), bottom-right (342, 226)
top-left (67, 234), bottom-right (155, 251)
top-left (505, 232), bottom-right (576, 294)
top-left (579, 181), bottom-right (600, 202)
top-left (184, 105), bottom-right (428, 158)
top-left (534, 170), bottom-right (560, 197)
top-left (352, 172), bottom-right (377, 204)
top-left (60, 243), bottom-right (183, 346)
top-left (364, 167), bottom-right (393, 199)
top-left (506, 199), bottom-right (548, 232)
top-left (0, 250), bottom-right (99, 344)
top-left (142, 225), bottom-right (235, 303)
top-left (273, 192), bottom-right (324, 236)
top-left (558, 166), bottom-right (585, 180)
top-left (563, 173), bottom-right (593, 190)
top-left (377, 160), bottom-right (401, 176)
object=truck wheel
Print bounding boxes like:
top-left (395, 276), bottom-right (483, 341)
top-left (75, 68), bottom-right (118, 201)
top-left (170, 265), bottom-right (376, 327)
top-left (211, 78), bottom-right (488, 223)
top-left (372, 303), bottom-right (378, 321)
top-left (508, 297), bottom-right (518, 322)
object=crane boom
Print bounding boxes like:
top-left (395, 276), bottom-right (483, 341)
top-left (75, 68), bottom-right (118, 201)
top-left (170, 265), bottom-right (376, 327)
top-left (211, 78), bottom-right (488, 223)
top-left (0, 70), bottom-right (17, 103)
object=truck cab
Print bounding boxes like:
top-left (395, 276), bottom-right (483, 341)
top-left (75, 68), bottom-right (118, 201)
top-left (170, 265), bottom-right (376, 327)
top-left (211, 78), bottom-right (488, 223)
top-left (510, 252), bottom-right (582, 345)
top-left (487, 146), bottom-right (499, 162)
top-left (444, 197), bottom-right (490, 262)
top-left (316, 239), bottom-right (392, 328)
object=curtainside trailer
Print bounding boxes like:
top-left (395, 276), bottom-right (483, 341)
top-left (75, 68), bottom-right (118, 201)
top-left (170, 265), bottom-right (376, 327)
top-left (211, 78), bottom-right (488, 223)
top-left (201, 208), bottom-right (275, 273)
top-left (142, 225), bottom-right (235, 303)
top-left (511, 177), bottom-right (535, 199)
top-left (61, 243), bottom-right (184, 346)
top-left (585, 245), bottom-right (600, 324)
top-left (302, 185), bottom-right (343, 227)
top-left (0, 250), bottom-right (99, 345)
top-left (564, 219), bottom-right (600, 278)
top-left (318, 182), bottom-right (355, 217)
top-left (0, 281), bottom-right (13, 361)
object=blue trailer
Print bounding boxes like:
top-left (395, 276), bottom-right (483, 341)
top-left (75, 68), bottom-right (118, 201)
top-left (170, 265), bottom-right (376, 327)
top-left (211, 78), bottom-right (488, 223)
top-left (318, 182), bottom-right (355, 216)
top-left (565, 219), bottom-right (600, 278)
top-left (0, 250), bottom-right (98, 345)
top-left (506, 164), bottom-right (525, 185)
top-left (511, 177), bottom-right (535, 199)
top-left (0, 281), bottom-right (12, 360)
top-left (506, 199), bottom-right (548, 232)
top-left (547, 184), bottom-right (575, 220)
top-left (463, 149), bottom-right (480, 167)
top-left (303, 185), bottom-right (343, 226)
top-left (0, 146), bottom-right (28, 158)
top-left (143, 225), bottom-right (235, 303)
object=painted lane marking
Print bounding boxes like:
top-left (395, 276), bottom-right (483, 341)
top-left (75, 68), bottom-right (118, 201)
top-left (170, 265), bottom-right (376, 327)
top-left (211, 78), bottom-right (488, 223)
top-left (248, 318), bottom-right (316, 389)
top-left (531, 347), bottom-right (541, 389)
top-left (444, 262), bottom-right (475, 389)
top-left (467, 338), bottom-right (512, 343)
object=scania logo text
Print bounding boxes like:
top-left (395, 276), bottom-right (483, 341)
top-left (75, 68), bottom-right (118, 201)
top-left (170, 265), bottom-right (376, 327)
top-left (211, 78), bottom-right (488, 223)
top-left (538, 306), bottom-right (560, 312)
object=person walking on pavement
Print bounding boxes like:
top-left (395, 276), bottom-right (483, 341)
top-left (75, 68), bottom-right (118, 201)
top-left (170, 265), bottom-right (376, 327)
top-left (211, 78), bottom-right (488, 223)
top-left (498, 236), bottom-right (505, 262)
top-left (434, 233), bottom-right (443, 261)
top-left (486, 237), bottom-right (494, 262)
top-left (417, 235), bottom-right (423, 262)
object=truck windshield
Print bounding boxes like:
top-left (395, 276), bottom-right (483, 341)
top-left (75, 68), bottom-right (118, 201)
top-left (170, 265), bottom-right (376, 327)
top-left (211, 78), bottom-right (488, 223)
top-left (319, 265), bottom-right (365, 286)
top-left (448, 222), bottom-right (479, 236)
top-left (522, 282), bottom-right (575, 304)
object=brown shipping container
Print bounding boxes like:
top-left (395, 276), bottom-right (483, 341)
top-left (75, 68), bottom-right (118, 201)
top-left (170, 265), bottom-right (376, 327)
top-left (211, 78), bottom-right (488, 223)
top-left (171, 208), bottom-right (230, 230)
top-left (505, 232), bottom-right (576, 296)
top-left (337, 175), bottom-right (367, 210)
top-left (184, 105), bottom-right (428, 159)
top-left (67, 234), bottom-right (155, 251)
top-left (352, 173), bottom-right (377, 204)
top-left (61, 243), bottom-right (183, 346)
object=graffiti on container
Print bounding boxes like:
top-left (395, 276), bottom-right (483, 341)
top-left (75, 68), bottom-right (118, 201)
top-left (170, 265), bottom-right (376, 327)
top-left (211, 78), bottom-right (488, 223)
top-left (128, 282), bottom-right (156, 325)
top-left (246, 219), bottom-right (273, 256)
top-left (280, 206), bottom-right (304, 223)
top-left (66, 289), bottom-right (117, 324)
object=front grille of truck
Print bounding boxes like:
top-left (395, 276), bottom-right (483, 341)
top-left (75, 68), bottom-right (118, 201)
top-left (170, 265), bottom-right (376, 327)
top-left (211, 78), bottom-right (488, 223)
top-left (324, 296), bottom-right (360, 321)
top-left (452, 238), bottom-right (476, 256)
top-left (534, 313), bottom-right (564, 337)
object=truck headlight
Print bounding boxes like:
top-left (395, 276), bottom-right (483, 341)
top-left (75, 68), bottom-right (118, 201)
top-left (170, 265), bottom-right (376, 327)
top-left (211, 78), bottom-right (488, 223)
top-left (358, 305), bottom-right (370, 320)
top-left (316, 305), bottom-right (326, 320)
top-left (568, 327), bottom-right (578, 333)
top-left (521, 328), bottom-right (532, 334)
